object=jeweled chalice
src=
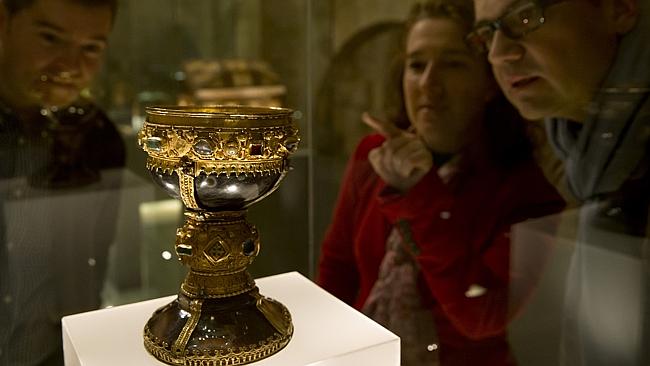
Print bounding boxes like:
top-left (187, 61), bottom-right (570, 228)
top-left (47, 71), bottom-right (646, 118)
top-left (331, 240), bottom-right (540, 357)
top-left (138, 105), bottom-right (299, 365)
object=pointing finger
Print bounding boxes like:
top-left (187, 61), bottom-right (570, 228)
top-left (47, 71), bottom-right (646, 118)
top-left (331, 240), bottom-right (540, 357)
top-left (362, 112), bottom-right (401, 138)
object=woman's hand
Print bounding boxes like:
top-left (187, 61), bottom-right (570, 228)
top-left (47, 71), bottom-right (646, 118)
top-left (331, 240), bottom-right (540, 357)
top-left (363, 112), bottom-right (433, 193)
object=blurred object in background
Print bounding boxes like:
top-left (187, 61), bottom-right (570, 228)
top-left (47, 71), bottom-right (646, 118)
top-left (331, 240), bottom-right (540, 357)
top-left (178, 59), bottom-right (287, 107)
top-left (130, 90), bottom-right (173, 133)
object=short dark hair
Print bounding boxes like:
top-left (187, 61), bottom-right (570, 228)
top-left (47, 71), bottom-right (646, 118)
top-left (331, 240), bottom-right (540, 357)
top-left (3, 0), bottom-right (118, 19)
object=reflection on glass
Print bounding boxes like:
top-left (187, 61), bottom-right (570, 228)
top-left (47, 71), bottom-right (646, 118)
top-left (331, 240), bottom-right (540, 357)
top-left (317, 1), bottom-right (565, 365)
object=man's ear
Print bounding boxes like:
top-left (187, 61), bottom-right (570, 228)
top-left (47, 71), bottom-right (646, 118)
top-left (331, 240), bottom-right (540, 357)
top-left (610, 0), bottom-right (639, 34)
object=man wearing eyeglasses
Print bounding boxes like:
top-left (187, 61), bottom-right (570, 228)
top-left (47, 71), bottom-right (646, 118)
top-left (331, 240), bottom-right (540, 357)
top-left (472, 1), bottom-right (649, 365)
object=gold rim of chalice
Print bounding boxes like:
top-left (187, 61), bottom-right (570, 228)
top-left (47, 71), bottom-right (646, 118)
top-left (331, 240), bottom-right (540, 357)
top-left (138, 105), bottom-right (300, 177)
top-left (144, 105), bottom-right (295, 128)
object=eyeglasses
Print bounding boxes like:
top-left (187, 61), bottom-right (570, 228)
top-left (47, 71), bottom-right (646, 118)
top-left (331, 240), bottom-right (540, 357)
top-left (466, 0), bottom-right (566, 54)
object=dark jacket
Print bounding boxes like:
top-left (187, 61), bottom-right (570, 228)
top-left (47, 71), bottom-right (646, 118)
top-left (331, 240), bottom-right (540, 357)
top-left (0, 101), bottom-right (126, 366)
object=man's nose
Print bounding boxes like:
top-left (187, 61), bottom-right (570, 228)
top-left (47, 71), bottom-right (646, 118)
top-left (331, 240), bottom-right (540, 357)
top-left (487, 30), bottom-right (524, 65)
top-left (54, 47), bottom-right (84, 76)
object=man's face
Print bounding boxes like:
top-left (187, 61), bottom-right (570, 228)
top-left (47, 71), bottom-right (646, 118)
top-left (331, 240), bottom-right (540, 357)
top-left (0, 0), bottom-right (112, 111)
top-left (473, 0), bottom-right (622, 122)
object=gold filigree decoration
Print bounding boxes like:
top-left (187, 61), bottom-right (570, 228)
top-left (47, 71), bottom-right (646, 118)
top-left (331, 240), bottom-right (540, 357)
top-left (138, 124), bottom-right (299, 176)
top-left (144, 325), bottom-right (292, 366)
top-left (172, 299), bottom-right (203, 356)
top-left (256, 295), bottom-right (294, 338)
top-left (174, 211), bottom-right (260, 298)
top-left (175, 212), bottom-right (258, 274)
top-left (178, 168), bottom-right (200, 209)
top-left (180, 270), bottom-right (255, 299)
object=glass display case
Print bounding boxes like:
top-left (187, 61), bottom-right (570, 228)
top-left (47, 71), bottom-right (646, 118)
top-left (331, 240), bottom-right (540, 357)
top-left (2, 0), bottom-right (648, 365)
top-left (93, 0), bottom-right (425, 304)
top-left (98, 0), bottom-right (320, 303)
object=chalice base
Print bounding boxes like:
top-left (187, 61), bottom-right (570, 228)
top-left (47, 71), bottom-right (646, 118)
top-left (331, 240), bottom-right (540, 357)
top-left (144, 288), bottom-right (293, 366)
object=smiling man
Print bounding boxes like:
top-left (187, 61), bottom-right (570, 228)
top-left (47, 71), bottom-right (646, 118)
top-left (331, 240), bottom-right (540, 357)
top-left (471, 1), bottom-right (649, 365)
top-left (0, 1), bottom-right (123, 365)
top-left (0, 0), bottom-right (124, 181)
top-left (0, 0), bottom-right (115, 113)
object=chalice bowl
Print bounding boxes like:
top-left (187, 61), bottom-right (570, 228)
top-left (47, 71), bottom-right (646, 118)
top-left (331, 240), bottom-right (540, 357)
top-left (138, 105), bottom-right (299, 365)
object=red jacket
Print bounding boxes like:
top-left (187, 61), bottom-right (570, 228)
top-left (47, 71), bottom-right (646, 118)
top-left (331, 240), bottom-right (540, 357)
top-left (318, 134), bottom-right (565, 365)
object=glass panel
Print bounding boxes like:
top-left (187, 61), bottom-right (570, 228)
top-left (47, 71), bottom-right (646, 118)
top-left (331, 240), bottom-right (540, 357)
top-left (2, 0), bottom-right (648, 365)
top-left (312, 1), bottom-right (649, 366)
top-left (94, 0), bottom-right (314, 306)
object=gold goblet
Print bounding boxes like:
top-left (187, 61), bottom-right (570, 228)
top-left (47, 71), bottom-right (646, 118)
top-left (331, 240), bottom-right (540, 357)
top-left (137, 105), bottom-right (299, 365)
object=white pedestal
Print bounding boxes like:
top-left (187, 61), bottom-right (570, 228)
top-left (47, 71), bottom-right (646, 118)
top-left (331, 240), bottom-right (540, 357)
top-left (62, 272), bottom-right (400, 366)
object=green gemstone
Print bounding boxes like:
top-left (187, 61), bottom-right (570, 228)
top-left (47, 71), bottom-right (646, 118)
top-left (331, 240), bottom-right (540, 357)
top-left (146, 137), bottom-right (163, 152)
